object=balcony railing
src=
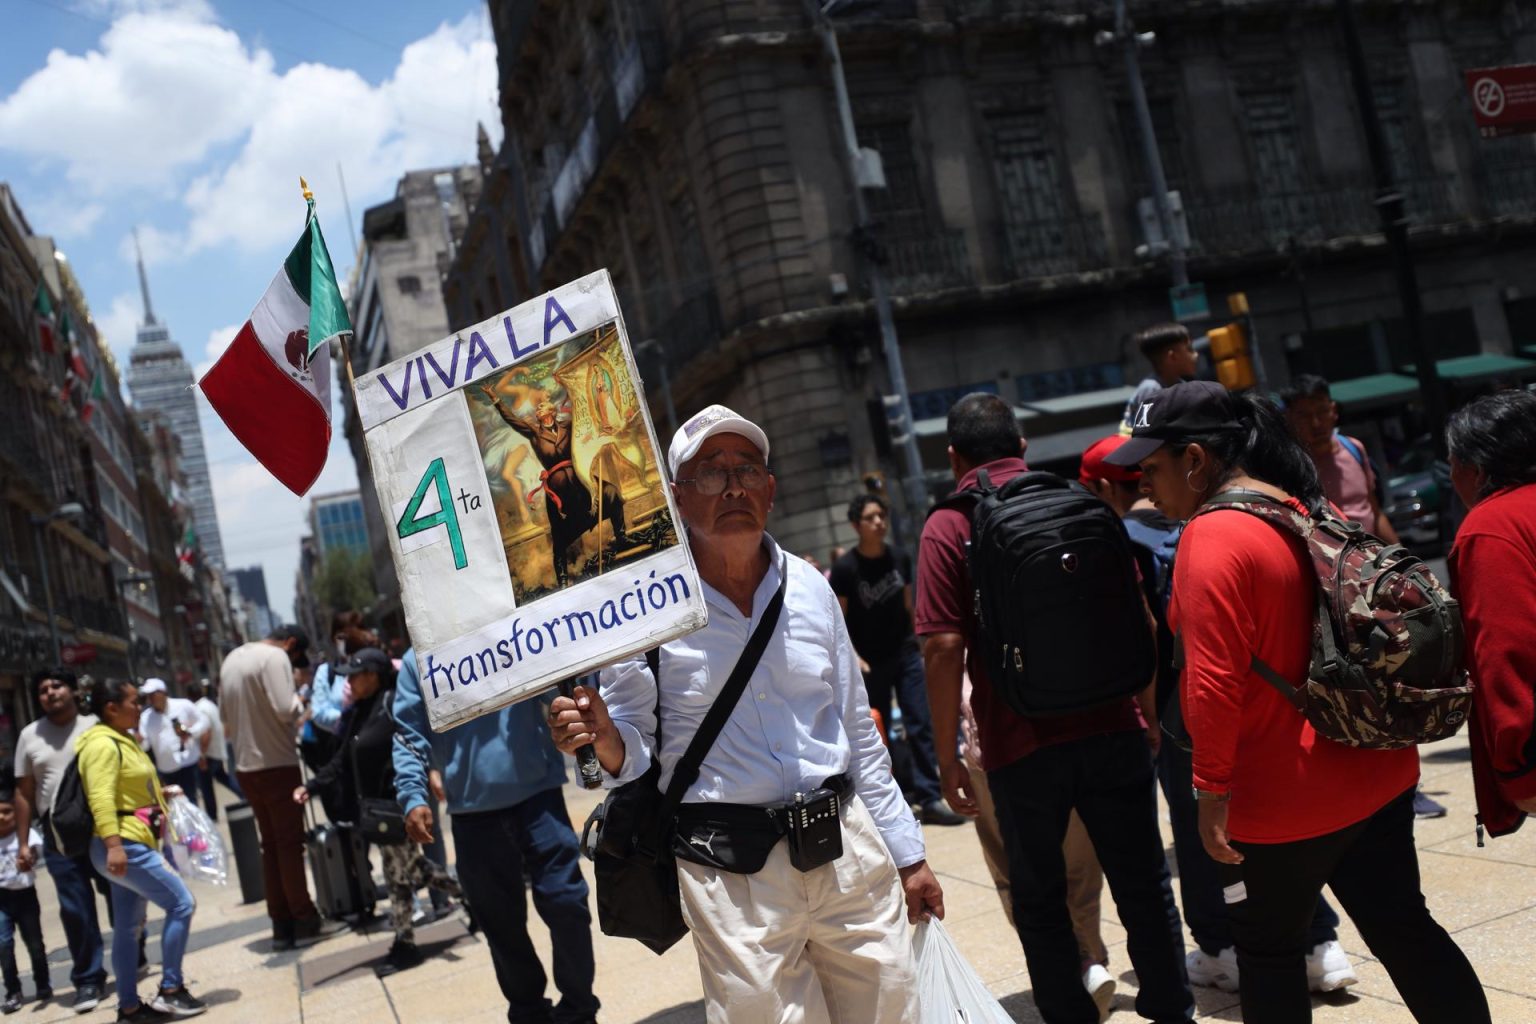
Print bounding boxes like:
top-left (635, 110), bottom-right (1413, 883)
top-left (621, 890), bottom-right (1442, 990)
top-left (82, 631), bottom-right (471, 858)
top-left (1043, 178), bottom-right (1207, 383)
top-left (1185, 184), bottom-right (1377, 254)
top-left (877, 213), bottom-right (973, 295)
top-left (998, 214), bottom-right (1110, 280)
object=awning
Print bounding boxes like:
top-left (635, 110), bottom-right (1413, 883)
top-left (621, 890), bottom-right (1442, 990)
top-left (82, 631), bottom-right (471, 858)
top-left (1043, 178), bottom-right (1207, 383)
top-left (1021, 386), bottom-right (1136, 417)
top-left (1024, 422), bottom-right (1123, 465)
top-left (1402, 353), bottom-right (1536, 382)
top-left (1329, 373), bottom-right (1420, 410)
top-left (914, 405), bottom-right (1039, 438)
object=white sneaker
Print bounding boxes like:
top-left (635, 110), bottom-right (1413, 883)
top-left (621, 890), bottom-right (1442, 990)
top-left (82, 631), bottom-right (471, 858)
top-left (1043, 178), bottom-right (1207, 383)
top-left (1082, 963), bottom-right (1115, 1022)
top-left (1306, 939), bottom-right (1358, 992)
top-left (1185, 947), bottom-right (1239, 992)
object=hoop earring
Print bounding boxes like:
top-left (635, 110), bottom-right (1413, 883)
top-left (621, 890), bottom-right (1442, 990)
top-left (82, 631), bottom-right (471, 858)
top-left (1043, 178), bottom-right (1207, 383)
top-left (1186, 469), bottom-right (1206, 493)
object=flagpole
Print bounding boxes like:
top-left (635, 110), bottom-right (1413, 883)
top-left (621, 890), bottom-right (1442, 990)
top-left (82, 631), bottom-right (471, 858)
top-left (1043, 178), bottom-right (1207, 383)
top-left (300, 176), bottom-right (360, 395)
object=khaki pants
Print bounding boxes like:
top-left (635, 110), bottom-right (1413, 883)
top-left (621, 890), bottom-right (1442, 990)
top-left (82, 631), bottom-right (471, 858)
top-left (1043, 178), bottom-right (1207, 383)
top-left (676, 796), bottom-right (918, 1024)
top-left (967, 762), bottom-right (1107, 966)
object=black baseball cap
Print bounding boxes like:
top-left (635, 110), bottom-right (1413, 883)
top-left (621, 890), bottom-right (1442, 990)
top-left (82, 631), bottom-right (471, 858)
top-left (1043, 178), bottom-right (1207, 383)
top-left (335, 647), bottom-right (392, 676)
top-left (1106, 380), bottom-right (1242, 467)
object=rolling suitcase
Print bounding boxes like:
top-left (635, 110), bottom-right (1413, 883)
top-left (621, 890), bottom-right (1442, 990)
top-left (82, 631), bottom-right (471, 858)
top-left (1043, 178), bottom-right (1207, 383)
top-left (301, 764), bottom-right (375, 921)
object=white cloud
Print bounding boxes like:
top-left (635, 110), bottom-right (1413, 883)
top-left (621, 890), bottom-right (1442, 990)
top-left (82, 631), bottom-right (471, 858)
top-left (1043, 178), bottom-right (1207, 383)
top-left (28, 198), bottom-right (104, 239)
top-left (194, 322), bottom-right (243, 376)
top-left (183, 12), bottom-right (498, 256)
top-left (0, 6), bottom-right (274, 192)
top-left (94, 291), bottom-right (143, 365)
top-left (117, 224), bottom-right (183, 269)
top-left (1, 8), bottom-right (498, 263)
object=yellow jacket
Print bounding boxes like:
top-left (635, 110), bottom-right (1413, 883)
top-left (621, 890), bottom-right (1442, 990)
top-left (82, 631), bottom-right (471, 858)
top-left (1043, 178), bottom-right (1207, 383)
top-left (76, 724), bottom-right (166, 848)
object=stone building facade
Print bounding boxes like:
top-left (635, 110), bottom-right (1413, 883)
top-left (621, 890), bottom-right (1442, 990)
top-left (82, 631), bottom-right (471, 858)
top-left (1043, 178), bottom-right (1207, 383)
top-left (445, 0), bottom-right (1536, 558)
top-left (343, 164), bottom-right (482, 635)
top-left (0, 185), bottom-right (129, 722)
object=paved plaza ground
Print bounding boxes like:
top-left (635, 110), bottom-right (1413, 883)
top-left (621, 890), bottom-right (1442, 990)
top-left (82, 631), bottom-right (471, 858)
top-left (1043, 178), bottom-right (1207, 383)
top-left (15, 727), bottom-right (1533, 1023)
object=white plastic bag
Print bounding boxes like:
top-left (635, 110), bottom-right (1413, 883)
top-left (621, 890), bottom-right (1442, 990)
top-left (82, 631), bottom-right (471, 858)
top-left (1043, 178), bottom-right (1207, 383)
top-left (165, 794), bottom-right (228, 886)
top-left (913, 918), bottom-right (1015, 1023)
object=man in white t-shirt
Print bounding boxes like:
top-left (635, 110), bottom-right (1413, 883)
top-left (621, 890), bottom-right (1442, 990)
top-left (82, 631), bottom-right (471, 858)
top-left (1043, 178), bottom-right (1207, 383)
top-left (12, 669), bottom-right (106, 1013)
top-left (137, 679), bottom-right (209, 814)
top-left (190, 680), bottom-right (241, 821)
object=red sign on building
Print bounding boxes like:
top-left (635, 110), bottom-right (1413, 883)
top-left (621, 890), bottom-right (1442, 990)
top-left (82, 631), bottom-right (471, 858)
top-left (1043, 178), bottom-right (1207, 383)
top-left (60, 642), bottom-right (97, 666)
top-left (1466, 65), bottom-right (1536, 138)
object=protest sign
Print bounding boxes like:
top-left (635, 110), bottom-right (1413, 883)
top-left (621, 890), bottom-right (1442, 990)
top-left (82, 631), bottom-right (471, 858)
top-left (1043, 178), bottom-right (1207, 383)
top-left (355, 270), bottom-right (705, 730)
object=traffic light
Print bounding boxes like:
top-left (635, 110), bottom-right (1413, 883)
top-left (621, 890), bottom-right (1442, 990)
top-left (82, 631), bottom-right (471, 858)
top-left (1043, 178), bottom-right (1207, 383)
top-left (1208, 322), bottom-right (1257, 391)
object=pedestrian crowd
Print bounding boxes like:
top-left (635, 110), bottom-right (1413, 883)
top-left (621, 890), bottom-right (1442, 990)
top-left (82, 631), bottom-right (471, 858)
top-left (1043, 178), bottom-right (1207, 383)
top-left (5, 351), bottom-right (1533, 1024)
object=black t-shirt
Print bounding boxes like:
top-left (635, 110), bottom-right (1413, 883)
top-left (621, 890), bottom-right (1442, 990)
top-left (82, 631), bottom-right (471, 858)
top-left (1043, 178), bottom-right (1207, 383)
top-left (829, 545), bottom-right (917, 663)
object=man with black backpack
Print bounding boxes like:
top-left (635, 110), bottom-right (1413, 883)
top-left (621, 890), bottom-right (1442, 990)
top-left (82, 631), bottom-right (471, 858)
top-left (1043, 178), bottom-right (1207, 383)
top-left (11, 669), bottom-right (106, 1014)
top-left (917, 394), bottom-right (1192, 1024)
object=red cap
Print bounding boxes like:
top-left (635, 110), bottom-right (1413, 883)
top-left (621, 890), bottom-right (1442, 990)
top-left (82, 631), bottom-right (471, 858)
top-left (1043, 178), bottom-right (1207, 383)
top-left (1079, 435), bottom-right (1142, 486)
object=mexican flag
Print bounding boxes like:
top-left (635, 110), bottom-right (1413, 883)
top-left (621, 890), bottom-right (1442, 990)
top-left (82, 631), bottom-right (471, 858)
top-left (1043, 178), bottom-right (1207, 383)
top-left (33, 282), bottom-right (55, 353)
top-left (198, 190), bottom-right (350, 496)
top-left (81, 370), bottom-right (106, 425)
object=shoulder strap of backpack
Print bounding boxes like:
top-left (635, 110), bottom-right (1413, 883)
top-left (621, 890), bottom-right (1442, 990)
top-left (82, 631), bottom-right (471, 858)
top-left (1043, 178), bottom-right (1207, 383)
top-left (1336, 434), bottom-right (1365, 467)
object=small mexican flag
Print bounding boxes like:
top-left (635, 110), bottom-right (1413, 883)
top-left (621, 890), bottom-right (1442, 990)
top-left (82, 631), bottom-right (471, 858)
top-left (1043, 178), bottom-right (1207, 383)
top-left (60, 311), bottom-right (89, 382)
top-left (81, 370), bottom-right (106, 425)
top-left (33, 282), bottom-right (55, 353)
top-left (198, 182), bottom-right (351, 496)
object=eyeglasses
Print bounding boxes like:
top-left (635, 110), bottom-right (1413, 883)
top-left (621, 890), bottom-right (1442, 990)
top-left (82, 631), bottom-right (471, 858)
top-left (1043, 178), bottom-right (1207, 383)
top-left (677, 463), bottom-right (769, 495)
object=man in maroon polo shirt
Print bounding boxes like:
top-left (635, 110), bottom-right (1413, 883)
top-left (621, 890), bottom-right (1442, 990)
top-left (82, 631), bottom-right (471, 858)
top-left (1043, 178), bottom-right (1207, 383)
top-left (916, 393), bottom-right (1192, 1024)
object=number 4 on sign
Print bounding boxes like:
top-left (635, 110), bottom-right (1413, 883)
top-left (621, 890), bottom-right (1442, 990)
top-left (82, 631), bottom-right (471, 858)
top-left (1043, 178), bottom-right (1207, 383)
top-left (396, 458), bottom-right (469, 570)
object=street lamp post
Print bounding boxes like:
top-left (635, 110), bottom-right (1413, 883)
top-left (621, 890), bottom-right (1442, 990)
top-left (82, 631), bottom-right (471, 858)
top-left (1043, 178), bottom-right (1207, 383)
top-left (28, 502), bottom-right (85, 667)
top-left (1107, 0), bottom-right (1189, 288)
top-left (805, 0), bottom-right (930, 539)
top-left (116, 571), bottom-right (155, 683)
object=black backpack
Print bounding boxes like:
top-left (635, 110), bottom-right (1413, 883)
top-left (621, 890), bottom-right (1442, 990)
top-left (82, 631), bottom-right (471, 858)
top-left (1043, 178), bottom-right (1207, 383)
top-left (46, 756), bottom-right (98, 858)
top-left (933, 469), bottom-right (1156, 716)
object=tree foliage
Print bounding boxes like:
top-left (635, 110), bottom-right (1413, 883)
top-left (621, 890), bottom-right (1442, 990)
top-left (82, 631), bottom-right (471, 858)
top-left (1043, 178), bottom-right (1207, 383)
top-left (313, 547), bottom-right (375, 619)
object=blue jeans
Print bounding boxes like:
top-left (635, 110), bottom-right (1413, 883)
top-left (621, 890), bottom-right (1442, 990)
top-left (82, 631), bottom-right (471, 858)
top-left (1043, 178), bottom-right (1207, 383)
top-left (42, 849), bottom-right (106, 988)
top-left (990, 730), bottom-right (1193, 1024)
top-left (88, 839), bottom-right (195, 1009)
top-left (1156, 737), bottom-right (1340, 954)
top-left (864, 645), bottom-right (944, 806)
top-left (451, 787), bottom-right (597, 1024)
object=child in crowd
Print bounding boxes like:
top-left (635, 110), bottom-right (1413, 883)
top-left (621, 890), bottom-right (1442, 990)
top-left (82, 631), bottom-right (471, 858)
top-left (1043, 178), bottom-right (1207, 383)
top-left (0, 786), bottom-right (50, 1013)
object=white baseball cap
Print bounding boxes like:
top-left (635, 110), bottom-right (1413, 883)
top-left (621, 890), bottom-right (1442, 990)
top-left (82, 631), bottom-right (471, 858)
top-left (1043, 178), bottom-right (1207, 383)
top-left (667, 404), bottom-right (770, 476)
top-left (140, 678), bottom-right (168, 695)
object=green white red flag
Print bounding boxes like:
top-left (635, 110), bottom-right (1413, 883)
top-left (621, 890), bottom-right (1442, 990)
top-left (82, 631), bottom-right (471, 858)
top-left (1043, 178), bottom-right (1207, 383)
top-left (33, 282), bottom-right (55, 353)
top-left (81, 370), bottom-right (105, 425)
top-left (198, 186), bottom-right (351, 496)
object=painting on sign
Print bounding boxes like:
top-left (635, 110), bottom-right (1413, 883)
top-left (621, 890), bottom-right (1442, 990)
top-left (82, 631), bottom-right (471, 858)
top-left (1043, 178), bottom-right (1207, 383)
top-left (466, 323), bottom-right (678, 601)
top-left (354, 270), bottom-right (706, 732)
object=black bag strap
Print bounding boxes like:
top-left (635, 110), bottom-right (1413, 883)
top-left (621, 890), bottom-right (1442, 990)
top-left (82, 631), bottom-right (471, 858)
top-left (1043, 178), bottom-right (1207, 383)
top-left (658, 557), bottom-right (789, 814)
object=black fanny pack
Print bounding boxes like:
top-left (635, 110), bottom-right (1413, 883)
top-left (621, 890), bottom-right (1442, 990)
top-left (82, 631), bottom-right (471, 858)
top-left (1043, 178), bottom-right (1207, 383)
top-left (673, 773), bottom-right (852, 874)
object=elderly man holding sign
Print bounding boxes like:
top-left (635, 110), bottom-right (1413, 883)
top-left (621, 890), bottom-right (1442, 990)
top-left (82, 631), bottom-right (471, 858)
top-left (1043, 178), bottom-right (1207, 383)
top-left (550, 405), bottom-right (943, 1024)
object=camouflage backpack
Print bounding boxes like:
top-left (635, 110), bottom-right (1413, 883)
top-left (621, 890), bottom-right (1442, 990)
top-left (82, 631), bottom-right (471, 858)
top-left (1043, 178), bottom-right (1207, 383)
top-left (1192, 490), bottom-right (1472, 749)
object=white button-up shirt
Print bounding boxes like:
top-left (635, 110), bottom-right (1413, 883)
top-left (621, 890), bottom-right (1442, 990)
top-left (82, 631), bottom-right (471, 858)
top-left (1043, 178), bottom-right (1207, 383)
top-left (140, 697), bottom-right (209, 774)
top-left (601, 535), bottom-right (925, 868)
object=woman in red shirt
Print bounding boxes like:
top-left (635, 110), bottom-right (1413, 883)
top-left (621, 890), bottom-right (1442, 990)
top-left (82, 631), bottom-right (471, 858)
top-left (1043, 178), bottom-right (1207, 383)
top-left (1106, 381), bottom-right (1487, 1024)
top-left (1448, 391), bottom-right (1536, 841)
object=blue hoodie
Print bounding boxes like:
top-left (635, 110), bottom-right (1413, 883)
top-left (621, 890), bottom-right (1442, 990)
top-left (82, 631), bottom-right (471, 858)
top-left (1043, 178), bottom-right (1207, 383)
top-left (392, 647), bottom-right (567, 816)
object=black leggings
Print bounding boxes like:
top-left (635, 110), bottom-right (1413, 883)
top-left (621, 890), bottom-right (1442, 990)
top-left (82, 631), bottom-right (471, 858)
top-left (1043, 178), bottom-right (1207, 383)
top-left (1218, 787), bottom-right (1488, 1024)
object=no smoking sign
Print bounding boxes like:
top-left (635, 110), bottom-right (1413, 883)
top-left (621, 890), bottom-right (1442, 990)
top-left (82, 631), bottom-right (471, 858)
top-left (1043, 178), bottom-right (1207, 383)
top-left (1466, 65), bottom-right (1536, 138)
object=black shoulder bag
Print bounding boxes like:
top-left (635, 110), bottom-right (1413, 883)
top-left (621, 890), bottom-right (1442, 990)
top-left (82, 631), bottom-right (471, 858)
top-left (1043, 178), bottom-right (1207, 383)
top-left (352, 693), bottom-right (408, 844)
top-left (583, 565), bottom-right (787, 955)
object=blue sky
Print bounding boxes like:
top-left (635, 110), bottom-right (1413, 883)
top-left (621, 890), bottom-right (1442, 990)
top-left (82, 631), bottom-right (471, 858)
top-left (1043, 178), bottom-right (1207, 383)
top-left (0, 0), bottom-right (500, 619)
